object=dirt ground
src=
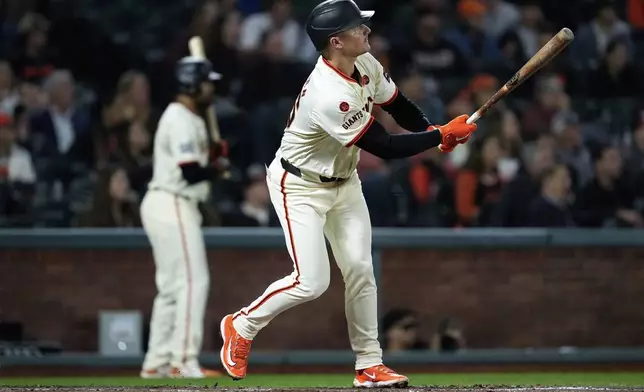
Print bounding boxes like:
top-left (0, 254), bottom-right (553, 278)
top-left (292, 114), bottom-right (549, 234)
top-left (5, 363), bottom-right (644, 377)
top-left (2, 387), bottom-right (644, 392)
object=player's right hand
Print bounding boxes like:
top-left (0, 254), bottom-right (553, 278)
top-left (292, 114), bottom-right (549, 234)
top-left (211, 140), bottom-right (229, 159)
top-left (431, 114), bottom-right (477, 153)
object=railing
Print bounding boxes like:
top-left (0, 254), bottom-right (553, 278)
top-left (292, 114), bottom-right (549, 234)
top-left (1, 227), bottom-right (643, 249)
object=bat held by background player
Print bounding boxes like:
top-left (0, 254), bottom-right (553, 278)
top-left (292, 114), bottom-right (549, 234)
top-left (188, 35), bottom-right (231, 179)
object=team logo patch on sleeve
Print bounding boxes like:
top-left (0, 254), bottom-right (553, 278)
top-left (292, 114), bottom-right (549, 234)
top-left (180, 141), bottom-right (196, 153)
top-left (339, 101), bottom-right (350, 112)
top-left (342, 110), bottom-right (365, 130)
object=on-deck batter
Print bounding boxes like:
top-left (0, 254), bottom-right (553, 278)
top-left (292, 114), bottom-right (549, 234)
top-left (139, 56), bottom-right (227, 379)
top-left (219, 0), bottom-right (477, 388)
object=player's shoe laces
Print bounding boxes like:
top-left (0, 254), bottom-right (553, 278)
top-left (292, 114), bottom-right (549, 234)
top-left (220, 314), bottom-right (252, 380)
top-left (353, 364), bottom-right (409, 388)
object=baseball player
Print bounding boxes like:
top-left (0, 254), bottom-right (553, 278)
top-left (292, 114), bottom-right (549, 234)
top-left (139, 56), bottom-right (227, 379)
top-left (219, 0), bottom-right (477, 387)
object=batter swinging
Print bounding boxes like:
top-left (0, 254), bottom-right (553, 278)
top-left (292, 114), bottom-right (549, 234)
top-left (220, 0), bottom-right (477, 387)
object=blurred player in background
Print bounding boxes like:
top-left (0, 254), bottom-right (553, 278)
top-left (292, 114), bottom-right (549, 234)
top-left (139, 56), bottom-right (228, 379)
top-left (219, 0), bottom-right (476, 388)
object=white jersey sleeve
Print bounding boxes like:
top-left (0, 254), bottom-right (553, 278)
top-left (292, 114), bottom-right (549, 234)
top-left (310, 92), bottom-right (375, 147)
top-left (168, 116), bottom-right (202, 165)
top-left (361, 52), bottom-right (398, 105)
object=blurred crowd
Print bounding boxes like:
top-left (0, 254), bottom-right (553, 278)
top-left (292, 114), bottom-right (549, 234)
top-left (1, 0), bottom-right (643, 228)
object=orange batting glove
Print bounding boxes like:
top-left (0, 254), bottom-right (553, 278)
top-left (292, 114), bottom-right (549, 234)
top-left (429, 114), bottom-right (477, 153)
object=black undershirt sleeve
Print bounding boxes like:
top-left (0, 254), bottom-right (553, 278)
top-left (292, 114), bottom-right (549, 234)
top-left (179, 162), bottom-right (218, 184)
top-left (379, 91), bottom-right (432, 131)
top-left (354, 119), bottom-right (442, 159)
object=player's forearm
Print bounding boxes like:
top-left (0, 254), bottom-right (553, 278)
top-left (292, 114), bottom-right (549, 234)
top-left (179, 162), bottom-right (218, 184)
top-left (354, 120), bottom-right (441, 159)
top-left (379, 91), bottom-right (431, 131)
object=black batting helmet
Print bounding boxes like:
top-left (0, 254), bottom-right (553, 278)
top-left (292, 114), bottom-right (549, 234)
top-left (305, 0), bottom-right (374, 52)
top-left (175, 56), bottom-right (222, 96)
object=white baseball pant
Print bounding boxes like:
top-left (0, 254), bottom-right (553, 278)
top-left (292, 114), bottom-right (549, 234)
top-left (232, 157), bottom-right (382, 370)
top-left (140, 190), bottom-right (210, 370)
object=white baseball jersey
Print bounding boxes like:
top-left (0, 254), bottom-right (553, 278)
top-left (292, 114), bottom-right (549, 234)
top-left (147, 102), bottom-right (210, 201)
top-left (277, 52), bottom-right (398, 180)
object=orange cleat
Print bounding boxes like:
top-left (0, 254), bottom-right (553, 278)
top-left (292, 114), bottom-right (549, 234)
top-left (219, 314), bottom-right (253, 380)
top-left (353, 364), bottom-right (409, 388)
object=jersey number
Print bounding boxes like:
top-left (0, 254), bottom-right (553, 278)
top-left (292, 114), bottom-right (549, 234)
top-left (286, 78), bottom-right (311, 128)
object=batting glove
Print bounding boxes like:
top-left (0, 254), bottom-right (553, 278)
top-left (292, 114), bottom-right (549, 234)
top-left (429, 114), bottom-right (477, 153)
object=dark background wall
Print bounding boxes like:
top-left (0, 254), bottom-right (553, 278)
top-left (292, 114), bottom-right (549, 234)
top-left (2, 246), bottom-right (643, 352)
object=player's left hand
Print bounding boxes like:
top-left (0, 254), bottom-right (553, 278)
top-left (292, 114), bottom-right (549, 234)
top-left (434, 114), bottom-right (476, 153)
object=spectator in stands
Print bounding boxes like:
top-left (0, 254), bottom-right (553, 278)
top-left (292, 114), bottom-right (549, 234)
top-left (238, 0), bottom-right (317, 62)
top-left (392, 147), bottom-right (455, 227)
top-left (381, 308), bottom-right (428, 352)
top-left (481, 0), bottom-right (520, 38)
top-left (499, 108), bottom-right (523, 160)
top-left (209, 9), bottom-right (244, 98)
top-left (443, 0), bottom-right (500, 63)
top-left (390, 9), bottom-right (469, 81)
top-left (574, 144), bottom-right (643, 227)
top-left (28, 70), bottom-right (95, 188)
top-left (12, 105), bottom-right (30, 146)
top-left (102, 70), bottom-right (155, 134)
top-left (220, 164), bottom-right (277, 227)
top-left (391, 0), bottom-right (445, 26)
top-left (587, 38), bottom-right (642, 99)
top-left (237, 29), bottom-right (310, 165)
top-left (100, 70), bottom-right (157, 165)
top-left (109, 120), bottom-right (153, 198)
top-left (397, 68), bottom-right (446, 126)
top-left (10, 13), bottom-right (56, 84)
top-left (430, 318), bottom-right (466, 352)
top-left (0, 113), bottom-right (36, 226)
top-left (551, 111), bottom-right (592, 187)
top-left (507, 0), bottom-right (544, 59)
top-left (455, 135), bottom-right (507, 226)
top-left (625, 113), bottom-right (644, 178)
top-left (527, 164), bottom-right (576, 227)
top-left (75, 166), bottom-right (141, 227)
top-left (0, 61), bottom-right (21, 116)
top-left (166, 0), bottom-right (221, 65)
top-left (570, 0), bottom-right (632, 70)
top-left (521, 74), bottom-right (570, 142)
top-left (366, 33), bottom-right (391, 70)
top-left (492, 133), bottom-right (556, 227)
top-left (17, 80), bottom-right (46, 114)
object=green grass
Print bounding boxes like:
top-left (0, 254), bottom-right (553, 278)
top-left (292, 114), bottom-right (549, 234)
top-left (1, 373), bottom-right (643, 387)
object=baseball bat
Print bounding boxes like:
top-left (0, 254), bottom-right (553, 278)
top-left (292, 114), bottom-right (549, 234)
top-left (188, 36), bottom-right (230, 179)
top-left (188, 36), bottom-right (222, 142)
top-left (466, 27), bottom-right (575, 125)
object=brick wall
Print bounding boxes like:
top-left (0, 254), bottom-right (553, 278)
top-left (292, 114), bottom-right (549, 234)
top-left (1, 247), bottom-right (643, 351)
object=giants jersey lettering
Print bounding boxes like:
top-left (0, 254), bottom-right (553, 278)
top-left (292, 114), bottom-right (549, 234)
top-left (278, 52), bottom-right (398, 180)
top-left (147, 103), bottom-right (210, 201)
